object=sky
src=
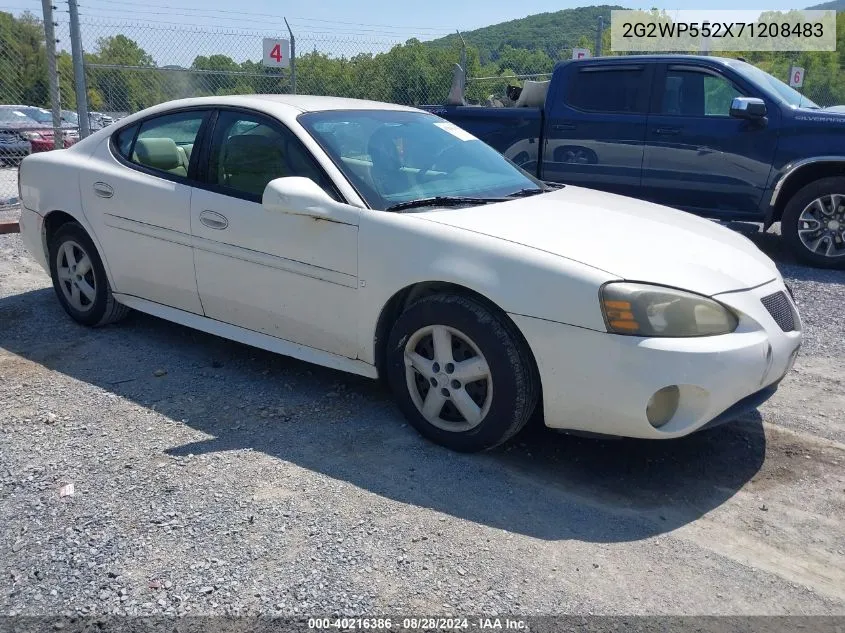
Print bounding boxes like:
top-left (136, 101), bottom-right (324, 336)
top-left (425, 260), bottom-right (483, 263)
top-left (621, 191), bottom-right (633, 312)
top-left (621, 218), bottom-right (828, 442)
top-left (2, 0), bottom-right (819, 66)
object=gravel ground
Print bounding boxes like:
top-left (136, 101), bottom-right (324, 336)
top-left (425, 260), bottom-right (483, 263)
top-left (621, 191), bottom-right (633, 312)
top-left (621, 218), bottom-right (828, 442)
top-left (1, 227), bottom-right (844, 618)
top-left (0, 167), bottom-right (20, 215)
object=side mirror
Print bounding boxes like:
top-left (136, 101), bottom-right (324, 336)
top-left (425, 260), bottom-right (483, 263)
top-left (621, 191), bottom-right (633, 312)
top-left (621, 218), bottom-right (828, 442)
top-left (262, 177), bottom-right (334, 217)
top-left (730, 97), bottom-right (767, 120)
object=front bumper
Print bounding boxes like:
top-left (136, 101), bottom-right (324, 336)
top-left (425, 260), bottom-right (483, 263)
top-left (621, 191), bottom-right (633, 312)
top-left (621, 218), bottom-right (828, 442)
top-left (510, 279), bottom-right (802, 439)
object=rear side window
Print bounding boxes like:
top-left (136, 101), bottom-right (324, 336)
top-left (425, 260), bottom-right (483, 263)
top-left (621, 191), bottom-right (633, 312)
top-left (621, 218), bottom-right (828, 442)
top-left (114, 124), bottom-right (138, 159)
top-left (566, 67), bottom-right (648, 114)
top-left (112, 111), bottom-right (207, 179)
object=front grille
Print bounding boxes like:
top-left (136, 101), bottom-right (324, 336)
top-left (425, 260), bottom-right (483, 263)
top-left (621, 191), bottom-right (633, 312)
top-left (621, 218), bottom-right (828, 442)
top-left (761, 291), bottom-right (796, 332)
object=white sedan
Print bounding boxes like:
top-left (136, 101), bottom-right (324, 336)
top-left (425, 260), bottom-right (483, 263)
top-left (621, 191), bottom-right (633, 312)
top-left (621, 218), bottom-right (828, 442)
top-left (17, 95), bottom-right (803, 452)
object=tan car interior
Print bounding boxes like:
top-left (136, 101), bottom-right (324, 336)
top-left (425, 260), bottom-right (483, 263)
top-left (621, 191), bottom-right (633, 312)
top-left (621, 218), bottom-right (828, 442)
top-left (217, 123), bottom-right (328, 198)
top-left (131, 122), bottom-right (329, 199)
top-left (133, 137), bottom-right (193, 177)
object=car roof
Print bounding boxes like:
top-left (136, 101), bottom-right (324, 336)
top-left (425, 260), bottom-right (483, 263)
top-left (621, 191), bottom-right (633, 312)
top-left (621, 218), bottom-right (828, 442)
top-left (556, 54), bottom-right (746, 70)
top-left (147, 94), bottom-right (421, 114)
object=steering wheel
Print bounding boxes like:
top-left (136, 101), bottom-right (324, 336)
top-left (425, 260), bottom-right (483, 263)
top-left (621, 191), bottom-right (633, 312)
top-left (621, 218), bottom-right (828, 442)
top-left (414, 142), bottom-right (462, 183)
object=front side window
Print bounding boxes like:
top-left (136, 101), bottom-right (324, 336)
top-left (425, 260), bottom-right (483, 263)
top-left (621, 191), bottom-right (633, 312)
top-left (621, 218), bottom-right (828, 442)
top-left (120, 111), bottom-right (205, 178)
top-left (728, 60), bottom-right (819, 109)
top-left (299, 110), bottom-right (543, 210)
top-left (661, 69), bottom-right (743, 117)
top-left (566, 68), bottom-right (648, 114)
top-left (207, 110), bottom-right (337, 200)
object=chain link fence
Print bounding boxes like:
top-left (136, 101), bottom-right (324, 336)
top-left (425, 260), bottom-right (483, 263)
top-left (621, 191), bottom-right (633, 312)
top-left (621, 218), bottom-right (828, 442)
top-left (0, 11), bottom-right (47, 209)
top-left (2, 8), bottom-right (845, 216)
top-left (77, 17), bottom-right (463, 114)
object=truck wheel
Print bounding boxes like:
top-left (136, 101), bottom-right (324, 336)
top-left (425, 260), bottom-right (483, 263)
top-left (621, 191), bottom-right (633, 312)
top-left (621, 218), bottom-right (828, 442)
top-left (386, 294), bottom-right (539, 453)
top-left (782, 177), bottom-right (845, 269)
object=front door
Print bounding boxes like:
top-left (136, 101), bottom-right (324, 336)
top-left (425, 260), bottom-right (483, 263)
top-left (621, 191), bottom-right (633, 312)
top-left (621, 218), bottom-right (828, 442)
top-left (642, 64), bottom-right (779, 217)
top-left (190, 109), bottom-right (361, 358)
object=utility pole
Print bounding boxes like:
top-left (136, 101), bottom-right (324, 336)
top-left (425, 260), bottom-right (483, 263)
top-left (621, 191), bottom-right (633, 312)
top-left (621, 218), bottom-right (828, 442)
top-left (595, 16), bottom-right (604, 57)
top-left (285, 18), bottom-right (296, 95)
top-left (41, 0), bottom-right (63, 149)
top-left (67, 0), bottom-right (91, 137)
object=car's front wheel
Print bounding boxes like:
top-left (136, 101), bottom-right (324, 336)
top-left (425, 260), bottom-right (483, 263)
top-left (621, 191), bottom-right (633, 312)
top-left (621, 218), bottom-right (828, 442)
top-left (48, 221), bottom-right (130, 326)
top-left (782, 177), bottom-right (845, 269)
top-left (386, 293), bottom-right (539, 452)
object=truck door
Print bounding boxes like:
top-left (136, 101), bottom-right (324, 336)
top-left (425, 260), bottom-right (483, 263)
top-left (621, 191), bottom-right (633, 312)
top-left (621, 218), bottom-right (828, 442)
top-left (541, 62), bottom-right (653, 198)
top-left (641, 63), bottom-right (779, 217)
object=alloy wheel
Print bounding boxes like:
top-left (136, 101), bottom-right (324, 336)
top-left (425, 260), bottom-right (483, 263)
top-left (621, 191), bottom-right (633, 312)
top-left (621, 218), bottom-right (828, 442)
top-left (797, 194), bottom-right (845, 259)
top-left (403, 324), bottom-right (493, 432)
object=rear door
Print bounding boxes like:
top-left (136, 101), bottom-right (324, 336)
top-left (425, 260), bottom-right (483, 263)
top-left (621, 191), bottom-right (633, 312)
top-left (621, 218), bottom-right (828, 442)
top-left (541, 62), bottom-right (654, 197)
top-left (641, 63), bottom-right (779, 217)
top-left (80, 109), bottom-right (210, 313)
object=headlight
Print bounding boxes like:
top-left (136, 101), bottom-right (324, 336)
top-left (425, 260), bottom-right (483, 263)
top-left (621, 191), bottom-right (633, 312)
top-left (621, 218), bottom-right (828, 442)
top-left (20, 131), bottom-right (42, 140)
top-left (600, 282), bottom-right (738, 337)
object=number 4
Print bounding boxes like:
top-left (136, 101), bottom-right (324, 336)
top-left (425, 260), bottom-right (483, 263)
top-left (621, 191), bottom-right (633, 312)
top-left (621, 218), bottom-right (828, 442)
top-left (270, 43), bottom-right (283, 63)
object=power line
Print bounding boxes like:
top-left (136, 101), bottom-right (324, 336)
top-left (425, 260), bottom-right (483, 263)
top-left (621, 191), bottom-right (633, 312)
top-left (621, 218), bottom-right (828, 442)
top-left (76, 7), bottom-right (451, 38)
top-left (76, 19), bottom-right (442, 40)
top-left (80, 0), bottom-right (455, 31)
top-left (75, 18), bottom-right (430, 41)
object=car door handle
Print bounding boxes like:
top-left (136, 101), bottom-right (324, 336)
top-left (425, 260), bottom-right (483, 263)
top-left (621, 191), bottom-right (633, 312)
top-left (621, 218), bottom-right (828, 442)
top-left (552, 123), bottom-right (576, 131)
top-left (199, 210), bottom-right (228, 230)
top-left (92, 182), bottom-right (113, 198)
top-left (653, 127), bottom-right (681, 136)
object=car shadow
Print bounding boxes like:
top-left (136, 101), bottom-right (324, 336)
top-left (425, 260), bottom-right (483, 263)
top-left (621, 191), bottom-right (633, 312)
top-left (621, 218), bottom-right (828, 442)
top-left (0, 287), bottom-right (768, 543)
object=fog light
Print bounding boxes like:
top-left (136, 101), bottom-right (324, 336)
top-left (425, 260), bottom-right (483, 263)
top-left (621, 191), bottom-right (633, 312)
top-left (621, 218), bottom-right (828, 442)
top-left (646, 385), bottom-right (680, 428)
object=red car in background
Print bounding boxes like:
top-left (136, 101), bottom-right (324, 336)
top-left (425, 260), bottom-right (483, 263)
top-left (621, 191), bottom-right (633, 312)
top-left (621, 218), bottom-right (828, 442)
top-left (0, 106), bottom-right (78, 151)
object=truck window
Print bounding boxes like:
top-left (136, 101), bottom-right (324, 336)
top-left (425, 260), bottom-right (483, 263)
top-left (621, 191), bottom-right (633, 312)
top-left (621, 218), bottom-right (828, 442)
top-left (661, 69), bottom-right (743, 117)
top-left (565, 67), bottom-right (648, 114)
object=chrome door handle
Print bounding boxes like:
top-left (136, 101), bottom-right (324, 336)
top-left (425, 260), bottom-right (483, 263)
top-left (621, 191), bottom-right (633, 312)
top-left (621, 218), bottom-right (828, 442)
top-left (93, 182), bottom-right (113, 198)
top-left (199, 210), bottom-right (228, 230)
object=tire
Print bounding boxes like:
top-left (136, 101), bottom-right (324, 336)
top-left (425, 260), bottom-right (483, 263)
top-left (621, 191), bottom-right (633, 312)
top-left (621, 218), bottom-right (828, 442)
top-left (386, 293), bottom-right (539, 453)
top-left (782, 176), bottom-right (845, 269)
top-left (48, 222), bottom-right (130, 327)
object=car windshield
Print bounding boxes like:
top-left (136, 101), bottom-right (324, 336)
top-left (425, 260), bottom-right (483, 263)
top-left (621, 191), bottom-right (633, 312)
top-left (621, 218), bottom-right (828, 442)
top-left (298, 110), bottom-right (544, 211)
top-left (62, 110), bottom-right (79, 124)
top-left (729, 61), bottom-right (819, 109)
top-left (17, 107), bottom-right (53, 123)
top-left (0, 109), bottom-right (35, 124)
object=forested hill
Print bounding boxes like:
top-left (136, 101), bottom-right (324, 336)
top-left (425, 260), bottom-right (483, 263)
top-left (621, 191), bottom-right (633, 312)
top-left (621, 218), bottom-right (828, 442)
top-left (427, 5), bottom-right (623, 62)
top-left (807, 0), bottom-right (845, 10)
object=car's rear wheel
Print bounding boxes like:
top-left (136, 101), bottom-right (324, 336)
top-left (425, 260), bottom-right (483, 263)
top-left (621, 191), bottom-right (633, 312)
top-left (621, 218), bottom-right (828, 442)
top-left (386, 293), bottom-right (539, 452)
top-left (48, 222), bottom-right (130, 326)
top-left (782, 177), bottom-right (845, 269)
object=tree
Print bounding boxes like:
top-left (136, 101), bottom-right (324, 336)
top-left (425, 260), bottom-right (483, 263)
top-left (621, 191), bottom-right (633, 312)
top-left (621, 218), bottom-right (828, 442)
top-left (86, 35), bottom-right (160, 112)
top-left (0, 11), bottom-right (48, 106)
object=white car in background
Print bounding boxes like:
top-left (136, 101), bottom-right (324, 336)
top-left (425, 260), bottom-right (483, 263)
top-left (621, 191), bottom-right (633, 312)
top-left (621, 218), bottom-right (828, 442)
top-left (17, 95), bottom-right (802, 452)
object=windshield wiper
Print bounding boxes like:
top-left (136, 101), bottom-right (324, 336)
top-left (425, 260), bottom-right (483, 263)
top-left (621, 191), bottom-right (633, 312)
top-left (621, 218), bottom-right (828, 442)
top-left (385, 196), bottom-right (507, 212)
top-left (506, 187), bottom-right (547, 198)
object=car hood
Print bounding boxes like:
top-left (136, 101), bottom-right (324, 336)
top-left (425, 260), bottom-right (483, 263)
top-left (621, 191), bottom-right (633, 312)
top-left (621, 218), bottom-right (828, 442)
top-left (418, 186), bottom-right (779, 296)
